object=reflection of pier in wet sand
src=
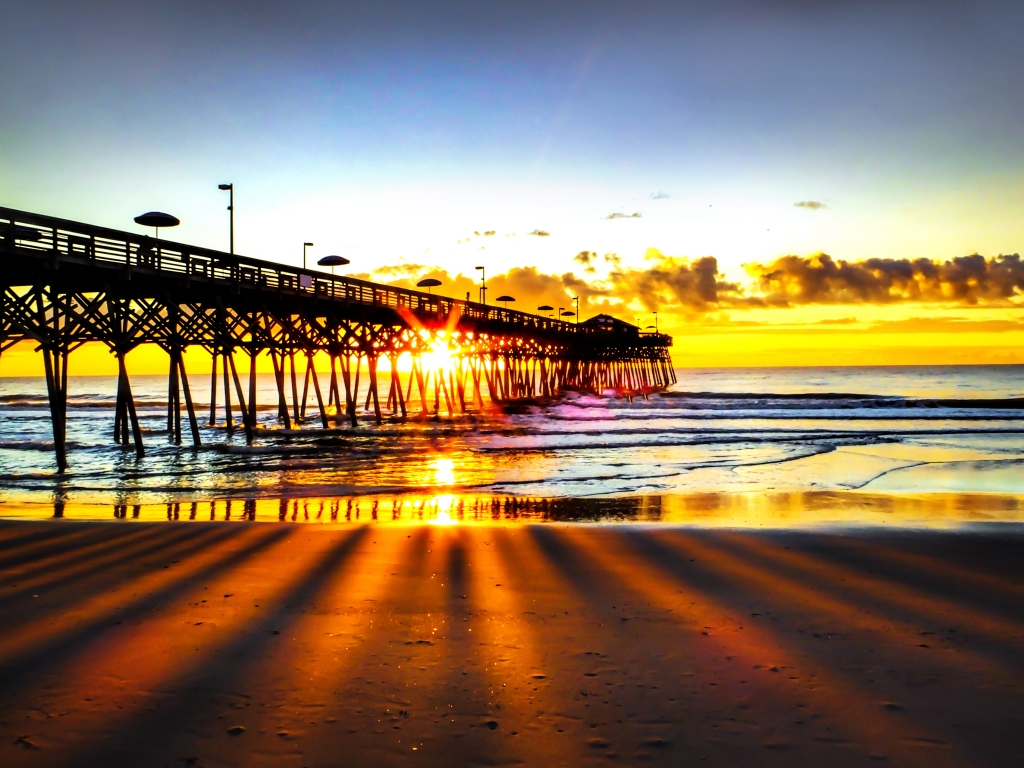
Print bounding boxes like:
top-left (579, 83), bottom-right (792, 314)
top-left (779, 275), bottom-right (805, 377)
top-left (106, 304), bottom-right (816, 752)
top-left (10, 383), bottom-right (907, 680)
top-left (0, 520), bottom-right (1022, 766)
top-left (0, 206), bottom-right (675, 470)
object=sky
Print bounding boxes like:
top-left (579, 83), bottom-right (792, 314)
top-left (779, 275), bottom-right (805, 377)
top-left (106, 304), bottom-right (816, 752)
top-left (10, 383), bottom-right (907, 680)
top-left (2, 0), bottom-right (1024, 371)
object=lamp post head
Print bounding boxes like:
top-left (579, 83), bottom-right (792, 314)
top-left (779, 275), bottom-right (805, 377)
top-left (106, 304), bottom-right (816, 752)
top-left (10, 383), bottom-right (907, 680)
top-left (218, 183), bottom-right (233, 191)
top-left (134, 212), bottom-right (180, 228)
top-left (318, 255), bottom-right (350, 267)
top-left (304, 242), bottom-right (313, 247)
top-left (417, 277), bottom-right (441, 295)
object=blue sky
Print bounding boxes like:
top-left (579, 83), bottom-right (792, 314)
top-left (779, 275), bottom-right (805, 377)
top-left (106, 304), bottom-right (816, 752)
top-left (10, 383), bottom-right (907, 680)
top-left (3, 0), bottom-right (1024, 283)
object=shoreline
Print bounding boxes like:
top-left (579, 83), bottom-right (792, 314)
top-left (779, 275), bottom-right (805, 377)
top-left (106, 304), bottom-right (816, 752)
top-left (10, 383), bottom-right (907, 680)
top-left (2, 489), bottom-right (1024, 528)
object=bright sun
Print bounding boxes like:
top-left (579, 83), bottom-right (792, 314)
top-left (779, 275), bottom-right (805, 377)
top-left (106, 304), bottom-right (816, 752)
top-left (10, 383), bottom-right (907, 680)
top-left (420, 336), bottom-right (457, 374)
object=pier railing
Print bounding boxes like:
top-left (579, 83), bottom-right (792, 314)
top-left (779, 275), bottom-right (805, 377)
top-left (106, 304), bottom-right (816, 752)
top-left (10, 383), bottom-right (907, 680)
top-left (1, 206), bottom-right (670, 345)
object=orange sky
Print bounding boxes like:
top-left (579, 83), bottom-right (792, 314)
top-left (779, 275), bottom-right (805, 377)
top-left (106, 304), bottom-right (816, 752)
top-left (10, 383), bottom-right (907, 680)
top-left (2, 309), bottom-right (1020, 378)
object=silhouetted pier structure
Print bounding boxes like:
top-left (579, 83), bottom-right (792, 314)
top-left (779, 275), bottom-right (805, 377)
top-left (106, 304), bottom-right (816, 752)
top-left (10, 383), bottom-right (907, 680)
top-left (0, 206), bottom-right (675, 470)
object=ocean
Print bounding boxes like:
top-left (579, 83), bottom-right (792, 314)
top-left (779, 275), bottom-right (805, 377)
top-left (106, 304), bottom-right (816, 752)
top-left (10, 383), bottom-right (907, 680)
top-left (1, 365), bottom-right (1022, 525)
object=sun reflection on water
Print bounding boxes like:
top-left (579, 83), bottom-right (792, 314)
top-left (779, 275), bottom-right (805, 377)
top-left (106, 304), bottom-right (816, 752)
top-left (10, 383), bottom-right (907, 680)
top-left (433, 458), bottom-right (455, 485)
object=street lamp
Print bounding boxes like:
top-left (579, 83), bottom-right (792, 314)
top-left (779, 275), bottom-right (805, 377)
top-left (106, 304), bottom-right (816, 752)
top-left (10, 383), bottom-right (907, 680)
top-left (217, 183), bottom-right (234, 254)
top-left (654, 311), bottom-right (658, 333)
top-left (475, 266), bottom-right (486, 305)
top-left (303, 242), bottom-right (313, 270)
top-left (572, 295), bottom-right (579, 323)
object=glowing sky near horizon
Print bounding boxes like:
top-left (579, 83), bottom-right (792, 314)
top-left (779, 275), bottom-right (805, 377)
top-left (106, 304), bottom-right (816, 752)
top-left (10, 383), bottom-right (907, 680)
top-left (2, 0), bottom-right (1024, 368)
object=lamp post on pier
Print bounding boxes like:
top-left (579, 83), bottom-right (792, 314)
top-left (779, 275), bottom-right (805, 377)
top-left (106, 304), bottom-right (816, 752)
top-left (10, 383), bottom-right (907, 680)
top-left (573, 295), bottom-right (579, 323)
top-left (217, 183), bottom-right (234, 254)
top-left (303, 242), bottom-right (313, 270)
top-left (475, 265), bottom-right (487, 305)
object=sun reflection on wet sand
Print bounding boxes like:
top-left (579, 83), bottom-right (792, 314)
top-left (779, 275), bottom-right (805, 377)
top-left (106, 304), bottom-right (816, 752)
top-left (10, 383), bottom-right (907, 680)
top-left (3, 490), bottom-right (1024, 528)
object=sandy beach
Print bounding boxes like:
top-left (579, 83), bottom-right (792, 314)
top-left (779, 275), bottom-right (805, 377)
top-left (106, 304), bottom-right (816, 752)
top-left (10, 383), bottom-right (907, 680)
top-left (0, 519), bottom-right (1022, 767)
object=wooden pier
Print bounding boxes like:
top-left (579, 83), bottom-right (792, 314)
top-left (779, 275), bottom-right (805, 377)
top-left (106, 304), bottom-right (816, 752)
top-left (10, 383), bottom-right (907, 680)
top-left (0, 206), bottom-right (675, 470)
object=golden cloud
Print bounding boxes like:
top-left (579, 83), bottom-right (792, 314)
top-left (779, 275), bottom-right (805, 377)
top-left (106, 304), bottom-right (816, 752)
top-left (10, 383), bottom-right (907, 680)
top-left (606, 250), bottom-right (750, 312)
top-left (368, 250), bottom-right (1024, 323)
top-left (746, 252), bottom-right (1024, 306)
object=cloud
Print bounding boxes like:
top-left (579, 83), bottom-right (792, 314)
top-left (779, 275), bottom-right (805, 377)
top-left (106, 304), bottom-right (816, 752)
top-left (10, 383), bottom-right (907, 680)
top-left (528, 229), bottom-right (550, 237)
top-left (794, 201), bottom-right (826, 210)
top-left (745, 252), bottom-right (1024, 306)
top-left (814, 317), bottom-right (858, 325)
top-left (483, 230), bottom-right (496, 236)
top-left (377, 268), bottom-right (480, 302)
top-left (606, 250), bottom-right (749, 312)
top-left (485, 267), bottom-right (584, 311)
top-left (650, 191), bottom-right (671, 200)
top-left (604, 212), bottom-right (642, 220)
top-left (867, 317), bottom-right (1024, 333)
top-left (371, 263), bottom-right (427, 277)
top-left (361, 250), bottom-right (1024, 326)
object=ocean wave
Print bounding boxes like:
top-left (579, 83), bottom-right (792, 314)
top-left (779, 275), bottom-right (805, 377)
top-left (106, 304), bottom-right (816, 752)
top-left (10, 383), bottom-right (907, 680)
top-left (529, 409), bottom-right (1024, 422)
top-left (657, 391), bottom-right (1024, 409)
top-left (0, 441), bottom-right (57, 452)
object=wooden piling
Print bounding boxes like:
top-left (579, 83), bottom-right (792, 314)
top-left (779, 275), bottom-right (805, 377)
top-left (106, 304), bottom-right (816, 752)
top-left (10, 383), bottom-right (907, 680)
top-left (349, 354), bottom-right (361, 427)
top-left (42, 347), bottom-right (69, 471)
top-left (289, 352), bottom-right (300, 424)
top-left (226, 351), bottom-right (254, 444)
top-left (248, 349), bottom-right (257, 428)
top-left (208, 352), bottom-right (218, 426)
top-left (116, 352), bottom-right (144, 458)
top-left (328, 354), bottom-right (339, 410)
top-left (393, 357), bottom-right (407, 418)
top-left (167, 350), bottom-right (181, 443)
top-left (176, 351), bottom-right (201, 445)
top-left (270, 351), bottom-right (292, 430)
top-left (300, 352), bottom-right (313, 421)
top-left (369, 356), bottom-right (382, 424)
top-left (308, 354), bottom-right (329, 428)
top-left (222, 352), bottom-right (233, 432)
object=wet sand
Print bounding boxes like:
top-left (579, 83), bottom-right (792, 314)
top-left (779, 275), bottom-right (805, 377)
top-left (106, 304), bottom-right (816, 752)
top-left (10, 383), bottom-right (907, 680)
top-left (0, 520), bottom-right (1022, 767)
